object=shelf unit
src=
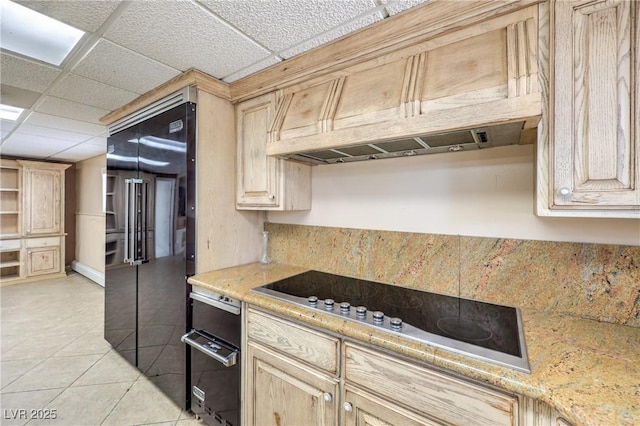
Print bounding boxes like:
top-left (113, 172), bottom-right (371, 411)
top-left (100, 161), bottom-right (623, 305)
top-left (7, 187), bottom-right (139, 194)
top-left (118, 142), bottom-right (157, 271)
top-left (1, 159), bottom-right (69, 285)
top-left (1, 161), bottom-right (21, 238)
top-left (105, 173), bottom-right (117, 232)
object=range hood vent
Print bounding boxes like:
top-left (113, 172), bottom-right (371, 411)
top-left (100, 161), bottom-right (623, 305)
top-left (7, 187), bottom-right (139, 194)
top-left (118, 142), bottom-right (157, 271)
top-left (281, 121), bottom-right (525, 165)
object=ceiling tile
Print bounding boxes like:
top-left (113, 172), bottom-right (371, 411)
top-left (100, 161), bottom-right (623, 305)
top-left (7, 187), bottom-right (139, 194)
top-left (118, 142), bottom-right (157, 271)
top-left (16, 124), bottom-right (96, 143)
top-left (201, 0), bottom-right (378, 52)
top-left (73, 39), bottom-right (181, 95)
top-left (381, 0), bottom-right (430, 16)
top-left (222, 55), bottom-right (282, 83)
top-left (83, 135), bottom-right (107, 147)
top-left (0, 84), bottom-right (41, 109)
top-left (0, 53), bottom-right (61, 93)
top-left (1, 119), bottom-right (18, 135)
top-left (35, 96), bottom-right (110, 124)
top-left (49, 142), bottom-right (106, 162)
top-left (280, 11), bottom-right (384, 59)
top-left (49, 73), bottom-right (138, 111)
top-left (15, 0), bottom-right (122, 33)
top-left (25, 112), bottom-right (106, 136)
top-left (0, 133), bottom-right (77, 158)
top-left (104, 0), bottom-right (270, 78)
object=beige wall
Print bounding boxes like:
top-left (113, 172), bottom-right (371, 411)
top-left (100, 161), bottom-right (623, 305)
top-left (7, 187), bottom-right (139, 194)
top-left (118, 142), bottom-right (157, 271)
top-left (75, 154), bottom-right (106, 274)
top-left (268, 144), bottom-right (640, 246)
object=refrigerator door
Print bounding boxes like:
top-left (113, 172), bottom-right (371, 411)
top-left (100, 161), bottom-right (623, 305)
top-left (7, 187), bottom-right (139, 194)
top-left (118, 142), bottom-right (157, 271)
top-left (104, 125), bottom-right (139, 367)
top-left (137, 104), bottom-right (193, 407)
top-left (104, 102), bottom-right (196, 410)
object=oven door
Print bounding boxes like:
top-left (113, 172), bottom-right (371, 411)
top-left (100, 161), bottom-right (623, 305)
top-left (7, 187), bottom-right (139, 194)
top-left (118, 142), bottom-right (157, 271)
top-left (182, 292), bottom-right (241, 426)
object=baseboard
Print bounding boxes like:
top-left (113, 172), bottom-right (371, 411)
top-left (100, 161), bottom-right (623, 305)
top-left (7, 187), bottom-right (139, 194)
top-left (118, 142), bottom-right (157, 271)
top-left (71, 260), bottom-right (105, 287)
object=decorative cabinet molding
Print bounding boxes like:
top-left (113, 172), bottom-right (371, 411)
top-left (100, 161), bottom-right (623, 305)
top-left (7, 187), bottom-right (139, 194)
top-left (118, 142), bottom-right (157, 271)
top-left (0, 160), bottom-right (69, 285)
top-left (236, 92), bottom-right (311, 210)
top-left (265, 5), bottom-right (542, 158)
top-left (538, 0), bottom-right (639, 217)
top-left (244, 308), bottom-right (572, 426)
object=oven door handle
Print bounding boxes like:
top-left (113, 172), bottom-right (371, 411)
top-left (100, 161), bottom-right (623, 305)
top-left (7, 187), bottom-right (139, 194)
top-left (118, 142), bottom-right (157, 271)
top-left (181, 330), bottom-right (238, 367)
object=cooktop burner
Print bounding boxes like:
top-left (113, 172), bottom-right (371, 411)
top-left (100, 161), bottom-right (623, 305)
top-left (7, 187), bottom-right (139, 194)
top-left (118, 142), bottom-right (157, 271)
top-left (253, 270), bottom-right (530, 373)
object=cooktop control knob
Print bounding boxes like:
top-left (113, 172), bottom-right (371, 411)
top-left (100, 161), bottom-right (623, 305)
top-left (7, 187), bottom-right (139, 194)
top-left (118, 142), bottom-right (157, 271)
top-left (390, 317), bottom-right (403, 330)
top-left (324, 299), bottom-right (335, 310)
top-left (308, 296), bottom-right (318, 306)
top-left (339, 302), bottom-right (351, 314)
top-left (355, 306), bottom-right (367, 318)
top-left (372, 311), bottom-right (385, 324)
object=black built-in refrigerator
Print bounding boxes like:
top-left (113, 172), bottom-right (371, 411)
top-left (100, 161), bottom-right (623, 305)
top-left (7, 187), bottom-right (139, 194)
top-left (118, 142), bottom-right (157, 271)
top-left (104, 102), bottom-right (196, 409)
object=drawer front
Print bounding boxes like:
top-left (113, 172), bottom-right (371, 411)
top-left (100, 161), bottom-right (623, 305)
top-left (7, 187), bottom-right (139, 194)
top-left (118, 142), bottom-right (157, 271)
top-left (0, 239), bottom-right (21, 250)
top-left (247, 309), bottom-right (339, 374)
top-left (25, 236), bottom-right (61, 248)
top-left (344, 343), bottom-right (518, 426)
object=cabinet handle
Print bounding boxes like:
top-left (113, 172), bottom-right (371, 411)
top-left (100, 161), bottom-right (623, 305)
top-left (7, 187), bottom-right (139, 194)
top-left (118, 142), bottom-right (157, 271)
top-left (323, 393), bottom-right (332, 402)
top-left (343, 402), bottom-right (353, 413)
top-left (558, 187), bottom-right (571, 196)
top-left (268, 194), bottom-right (275, 201)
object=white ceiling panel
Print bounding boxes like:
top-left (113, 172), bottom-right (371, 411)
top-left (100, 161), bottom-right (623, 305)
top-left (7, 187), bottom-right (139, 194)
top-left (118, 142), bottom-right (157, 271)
top-left (35, 96), bottom-right (110, 124)
top-left (382, 0), bottom-right (430, 16)
top-left (24, 112), bottom-right (106, 136)
top-left (0, 53), bottom-right (61, 93)
top-left (279, 11), bottom-right (385, 59)
top-left (0, 133), bottom-right (78, 158)
top-left (222, 55), bottom-right (283, 83)
top-left (16, 124), bottom-right (96, 143)
top-left (104, 0), bottom-right (271, 79)
top-left (200, 0), bottom-right (377, 52)
top-left (15, 0), bottom-right (122, 33)
top-left (72, 39), bottom-right (181, 95)
top-left (48, 142), bottom-right (106, 162)
top-left (1, 119), bottom-right (18, 136)
top-left (49, 73), bottom-right (138, 111)
top-left (83, 135), bottom-right (108, 147)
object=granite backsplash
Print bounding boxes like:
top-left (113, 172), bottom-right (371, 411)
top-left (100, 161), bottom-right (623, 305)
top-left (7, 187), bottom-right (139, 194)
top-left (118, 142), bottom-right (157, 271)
top-left (265, 223), bottom-right (640, 327)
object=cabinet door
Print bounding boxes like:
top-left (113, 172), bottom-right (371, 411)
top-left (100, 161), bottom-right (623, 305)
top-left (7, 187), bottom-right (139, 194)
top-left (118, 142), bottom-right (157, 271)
top-left (246, 342), bottom-right (338, 426)
top-left (236, 92), bottom-right (281, 208)
top-left (23, 166), bottom-right (64, 235)
top-left (542, 0), bottom-right (639, 215)
top-left (344, 386), bottom-right (443, 426)
top-left (26, 245), bottom-right (61, 277)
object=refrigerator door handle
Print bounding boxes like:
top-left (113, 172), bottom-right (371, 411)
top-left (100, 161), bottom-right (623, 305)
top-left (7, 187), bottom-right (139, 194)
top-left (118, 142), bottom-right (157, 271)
top-left (141, 180), bottom-right (150, 263)
top-left (124, 178), bottom-right (143, 265)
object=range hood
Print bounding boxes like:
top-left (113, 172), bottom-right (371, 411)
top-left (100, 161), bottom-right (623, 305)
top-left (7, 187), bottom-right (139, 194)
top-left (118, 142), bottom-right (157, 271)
top-left (281, 121), bottom-right (525, 165)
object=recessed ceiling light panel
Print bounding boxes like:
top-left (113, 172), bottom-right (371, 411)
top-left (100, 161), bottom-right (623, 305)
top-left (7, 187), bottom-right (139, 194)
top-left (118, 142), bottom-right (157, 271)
top-left (0, 104), bottom-right (25, 121)
top-left (0, 0), bottom-right (85, 66)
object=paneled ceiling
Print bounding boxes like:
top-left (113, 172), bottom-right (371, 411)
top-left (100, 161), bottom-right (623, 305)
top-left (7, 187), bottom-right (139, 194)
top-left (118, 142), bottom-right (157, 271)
top-left (0, 0), bottom-right (428, 163)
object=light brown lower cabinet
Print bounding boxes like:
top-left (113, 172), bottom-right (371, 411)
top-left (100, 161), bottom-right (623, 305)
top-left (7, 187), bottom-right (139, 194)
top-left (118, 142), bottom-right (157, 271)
top-left (244, 307), bottom-right (572, 426)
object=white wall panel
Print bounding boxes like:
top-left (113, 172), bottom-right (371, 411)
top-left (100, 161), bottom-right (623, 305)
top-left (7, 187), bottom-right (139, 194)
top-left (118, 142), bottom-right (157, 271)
top-left (268, 145), bottom-right (640, 245)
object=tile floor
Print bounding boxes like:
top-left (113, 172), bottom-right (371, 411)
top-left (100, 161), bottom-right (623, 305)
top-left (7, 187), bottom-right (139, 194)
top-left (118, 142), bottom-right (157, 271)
top-left (0, 272), bottom-right (202, 426)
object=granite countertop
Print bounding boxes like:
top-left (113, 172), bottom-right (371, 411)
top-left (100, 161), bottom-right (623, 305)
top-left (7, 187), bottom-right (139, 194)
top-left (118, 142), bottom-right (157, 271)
top-left (188, 262), bottom-right (640, 426)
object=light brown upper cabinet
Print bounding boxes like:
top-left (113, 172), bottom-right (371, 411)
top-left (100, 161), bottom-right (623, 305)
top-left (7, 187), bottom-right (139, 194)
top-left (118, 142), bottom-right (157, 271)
top-left (236, 92), bottom-right (311, 210)
top-left (264, 5), bottom-right (542, 158)
top-left (537, 0), bottom-right (639, 217)
top-left (20, 161), bottom-right (69, 236)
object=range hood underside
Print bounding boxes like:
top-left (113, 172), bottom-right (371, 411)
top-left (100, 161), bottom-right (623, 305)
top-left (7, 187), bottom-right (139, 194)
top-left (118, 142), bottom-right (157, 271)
top-left (280, 121), bottom-right (527, 165)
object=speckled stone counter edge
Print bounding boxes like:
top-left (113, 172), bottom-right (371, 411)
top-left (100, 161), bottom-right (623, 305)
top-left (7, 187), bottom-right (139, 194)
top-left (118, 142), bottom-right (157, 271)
top-left (188, 262), bottom-right (640, 426)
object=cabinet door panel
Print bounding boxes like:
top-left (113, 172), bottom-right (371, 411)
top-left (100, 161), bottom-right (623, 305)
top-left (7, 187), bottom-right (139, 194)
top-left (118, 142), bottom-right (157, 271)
top-left (344, 386), bottom-right (443, 426)
top-left (24, 168), bottom-right (62, 235)
top-left (550, 0), bottom-right (639, 209)
top-left (236, 93), bottom-right (280, 208)
top-left (26, 246), bottom-right (60, 276)
top-left (246, 342), bottom-right (337, 426)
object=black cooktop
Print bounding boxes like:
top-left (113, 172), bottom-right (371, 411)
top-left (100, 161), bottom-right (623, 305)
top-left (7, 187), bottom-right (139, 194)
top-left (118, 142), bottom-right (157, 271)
top-left (254, 270), bottom-right (529, 373)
